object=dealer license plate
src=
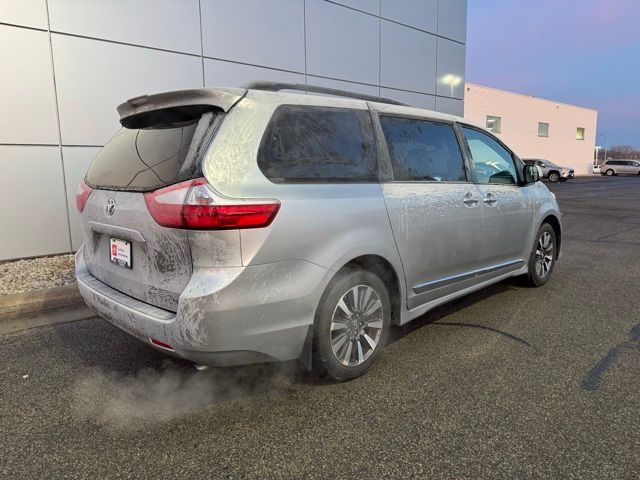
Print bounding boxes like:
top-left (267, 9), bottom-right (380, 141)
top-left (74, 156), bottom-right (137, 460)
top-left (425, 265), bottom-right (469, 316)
top-left (109, 237), bottom-right (132, 269)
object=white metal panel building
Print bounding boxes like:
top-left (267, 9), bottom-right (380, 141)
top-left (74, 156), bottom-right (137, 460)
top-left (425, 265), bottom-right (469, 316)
top-left (0, 0), bottom-right (467, 260)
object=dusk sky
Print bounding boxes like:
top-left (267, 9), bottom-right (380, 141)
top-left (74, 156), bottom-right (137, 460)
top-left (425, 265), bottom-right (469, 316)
top-left (466, 0), bottom-right (640, 148)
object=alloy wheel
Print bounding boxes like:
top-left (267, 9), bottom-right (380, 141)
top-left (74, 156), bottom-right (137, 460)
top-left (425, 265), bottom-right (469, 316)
top-left (330, 285), bottom-right (384, 366)
top-left (535, 231), bottom-right (554, 279)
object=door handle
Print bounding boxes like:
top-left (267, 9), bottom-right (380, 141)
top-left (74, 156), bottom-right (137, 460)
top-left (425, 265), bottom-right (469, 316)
top-left (463, 192), bottom-right (479, 207)
top-left (483, 193), bottom-right (498, 206)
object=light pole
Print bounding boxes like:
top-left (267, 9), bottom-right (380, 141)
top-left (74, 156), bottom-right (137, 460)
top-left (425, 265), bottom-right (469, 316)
top-left (597, 133), bottom-right (607, 163)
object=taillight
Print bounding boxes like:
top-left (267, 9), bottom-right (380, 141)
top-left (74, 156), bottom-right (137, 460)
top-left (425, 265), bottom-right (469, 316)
top-left (144, 178), bottom-right (280, 230)
top-left (75, 180), bottom-right (93, 213)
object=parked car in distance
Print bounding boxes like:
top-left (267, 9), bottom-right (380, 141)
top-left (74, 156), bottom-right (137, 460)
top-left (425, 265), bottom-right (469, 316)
top-left (600, 159), bottom-right (640, 176)
top-left (75, 81), bottom-right (562, 381)
top-left (523, 159), bottom-right (575, 182)
top-left (592, 163), bottom-right (601, 175)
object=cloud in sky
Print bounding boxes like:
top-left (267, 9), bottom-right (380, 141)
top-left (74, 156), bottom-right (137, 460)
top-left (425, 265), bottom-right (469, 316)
top-left (466, 0), bottom-right (640, 146)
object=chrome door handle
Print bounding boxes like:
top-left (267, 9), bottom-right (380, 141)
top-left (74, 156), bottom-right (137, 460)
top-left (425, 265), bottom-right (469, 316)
top-left (483, 193), bottom-right (497, 206)
top-left (463, 193), bottom-right (479, 207)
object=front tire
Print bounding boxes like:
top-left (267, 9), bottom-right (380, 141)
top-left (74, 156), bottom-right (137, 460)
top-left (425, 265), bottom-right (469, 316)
top-left (606, 169), bottom-right (615, 176)
top-left (524, 223), bottom-right (557, 287)
top-left (312, 269), bottom-right (391, 381)
top-left (548, 171), bottom-right (560, 182)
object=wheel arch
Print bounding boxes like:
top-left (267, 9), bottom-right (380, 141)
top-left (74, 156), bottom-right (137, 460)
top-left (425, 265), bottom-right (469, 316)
top-left (298, 253), bottom-right (403, 372)
top-left (338, 255), bottom-right (402, 327)
top-left (542, 214), bottom-right (562, 259)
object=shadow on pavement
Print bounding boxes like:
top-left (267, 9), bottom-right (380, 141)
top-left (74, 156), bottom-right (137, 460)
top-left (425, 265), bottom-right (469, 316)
top-left (387, 280), bottom-right (535, 351)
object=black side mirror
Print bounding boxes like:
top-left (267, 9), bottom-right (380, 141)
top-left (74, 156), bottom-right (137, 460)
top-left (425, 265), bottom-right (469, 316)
top-left (524, 164), bottom-right (540, 184)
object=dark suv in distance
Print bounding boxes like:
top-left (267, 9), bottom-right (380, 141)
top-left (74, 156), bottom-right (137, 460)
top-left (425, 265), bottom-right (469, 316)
top-left (74, 81), bottom-right (562, 381)
top-left (600, 159), bottom-right (640, 176)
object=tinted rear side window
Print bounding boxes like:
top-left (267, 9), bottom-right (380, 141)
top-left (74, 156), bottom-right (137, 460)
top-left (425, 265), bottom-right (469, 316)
top-left (258, 105), bottom-right (377, 182)
top-left (379, 116), bottom-right (466, 182)
top-left (86, 111), bottom-right (221, 191)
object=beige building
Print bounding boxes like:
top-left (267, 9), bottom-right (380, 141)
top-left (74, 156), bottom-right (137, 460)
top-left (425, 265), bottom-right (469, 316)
top-left (464, 83), bottom-right (597, 175)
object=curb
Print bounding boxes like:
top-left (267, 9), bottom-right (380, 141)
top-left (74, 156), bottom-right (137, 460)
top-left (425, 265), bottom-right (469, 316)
top-left (0, 284), bottom-right (85, 322)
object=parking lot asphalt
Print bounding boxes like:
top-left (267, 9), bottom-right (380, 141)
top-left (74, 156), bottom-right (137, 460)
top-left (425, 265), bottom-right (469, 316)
top-left (2, 176), bottom-right (640, 479)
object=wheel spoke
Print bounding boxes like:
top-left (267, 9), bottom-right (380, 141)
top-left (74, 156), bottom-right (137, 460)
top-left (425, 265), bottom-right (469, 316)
top-left (331, 321), bottom-right (348, 331)
top-left (356, 339), bottom-right (364, 364)
top-left (336, 298), bottom-right (352, 318)
top-left (332, 333), bottom-right (348, 351)
top-left (342, 340), bottom-right (353, 365)
top-left (366, 319), bottom-right (383, 329)
top-left (360, 287), bottom-right (373, 312)
top-left (364, 299), bottom-right (382, 316)
top-left (363, 333), bottom-right (377, 350)
top-left (350, 287), bottom-right (359, 313)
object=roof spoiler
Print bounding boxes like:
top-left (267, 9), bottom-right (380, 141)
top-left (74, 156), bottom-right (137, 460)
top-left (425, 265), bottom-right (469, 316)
top-left (117, 87), bottom-right (246, 128)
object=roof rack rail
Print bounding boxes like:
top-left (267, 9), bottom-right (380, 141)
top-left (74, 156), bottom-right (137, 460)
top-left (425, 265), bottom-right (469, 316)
top-left (242, 81), bottom-right (408, 106)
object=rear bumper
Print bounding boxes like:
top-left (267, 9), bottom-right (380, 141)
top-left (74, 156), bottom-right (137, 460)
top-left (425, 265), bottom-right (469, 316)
top-left (75, 246), bottom-right (329, 366)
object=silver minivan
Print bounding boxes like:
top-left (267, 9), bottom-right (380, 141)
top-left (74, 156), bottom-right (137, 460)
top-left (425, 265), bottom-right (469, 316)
top-left (600, 159), bottom-right (640, 176)
top-left (75, 82), bottom-right (561, 381)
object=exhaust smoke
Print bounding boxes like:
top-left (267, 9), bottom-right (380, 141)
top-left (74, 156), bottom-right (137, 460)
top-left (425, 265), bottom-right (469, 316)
top-left (72, 361), bottom-right (294, 430)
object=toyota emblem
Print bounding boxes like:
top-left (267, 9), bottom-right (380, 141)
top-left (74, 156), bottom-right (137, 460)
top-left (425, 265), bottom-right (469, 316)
top-left (105, 198), bottom-right (116, 216)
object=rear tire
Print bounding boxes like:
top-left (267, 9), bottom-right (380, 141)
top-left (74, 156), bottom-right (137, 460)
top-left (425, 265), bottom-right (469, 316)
top-left (606, 169), bottom-right (615, 176)
top-left (524, 223), bottom-right (557, 287)
top-left (312, 269), bottom-right (391, 381)
top-left (548, 171), bottom-right (560, 182)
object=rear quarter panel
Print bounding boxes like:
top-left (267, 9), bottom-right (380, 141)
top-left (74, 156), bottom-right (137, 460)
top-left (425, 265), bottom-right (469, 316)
top-left (202, 91), bottom-right (406, 299)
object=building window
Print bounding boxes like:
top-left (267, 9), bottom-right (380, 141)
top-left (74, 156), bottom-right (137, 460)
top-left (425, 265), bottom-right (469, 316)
top-left (538, 122), bottom-right (549, 137)
top-left (486, 115), bottom-right (501, 134)
top-left (576, 127), bottom-right (585, 140)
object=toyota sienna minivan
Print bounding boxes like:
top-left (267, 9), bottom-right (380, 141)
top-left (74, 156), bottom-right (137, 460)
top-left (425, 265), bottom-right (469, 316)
top-left (75, 82), bottom-right (561, 381)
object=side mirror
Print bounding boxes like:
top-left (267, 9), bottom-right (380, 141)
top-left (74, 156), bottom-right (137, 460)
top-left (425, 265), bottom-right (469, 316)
top-left (524, 164), bottom-right (540, 184)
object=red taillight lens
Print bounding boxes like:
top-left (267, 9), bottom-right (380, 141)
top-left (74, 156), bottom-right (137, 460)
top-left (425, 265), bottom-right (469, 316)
top-left (75, 180), bottom-right (93, 213)
top-left (144, 178), bottom-right (280, 230)
top-left (150, 338), bottom-right (174, 350)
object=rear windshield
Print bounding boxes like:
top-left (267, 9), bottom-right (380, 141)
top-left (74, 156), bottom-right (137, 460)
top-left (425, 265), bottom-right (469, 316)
top-left (86, 111), bottom-right (222, 191)
top-left (258, 105), bottom-right (377, 183)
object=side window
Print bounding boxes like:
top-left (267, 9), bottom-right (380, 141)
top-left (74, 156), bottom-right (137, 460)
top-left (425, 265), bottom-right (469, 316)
top-left (379, 116), bottom-right (466, 182)
top-left (462, 127), bottom-right (518, 185)
top-left (258, 105), bottom-right (377, 182)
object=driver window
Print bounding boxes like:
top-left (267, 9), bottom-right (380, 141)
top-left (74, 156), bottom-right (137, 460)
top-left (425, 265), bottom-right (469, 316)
top-left (462, 127), bottom-right (518, 185)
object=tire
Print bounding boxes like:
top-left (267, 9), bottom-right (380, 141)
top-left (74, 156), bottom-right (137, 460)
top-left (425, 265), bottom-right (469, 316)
top-left (524, 223), bottom-right (557, 287)
top-left (312, 268), bottom-right (391, 381)
top-left (606, 169), bottom-right (615, 176)
top-left (548, 171), bottom-right (560, 182)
